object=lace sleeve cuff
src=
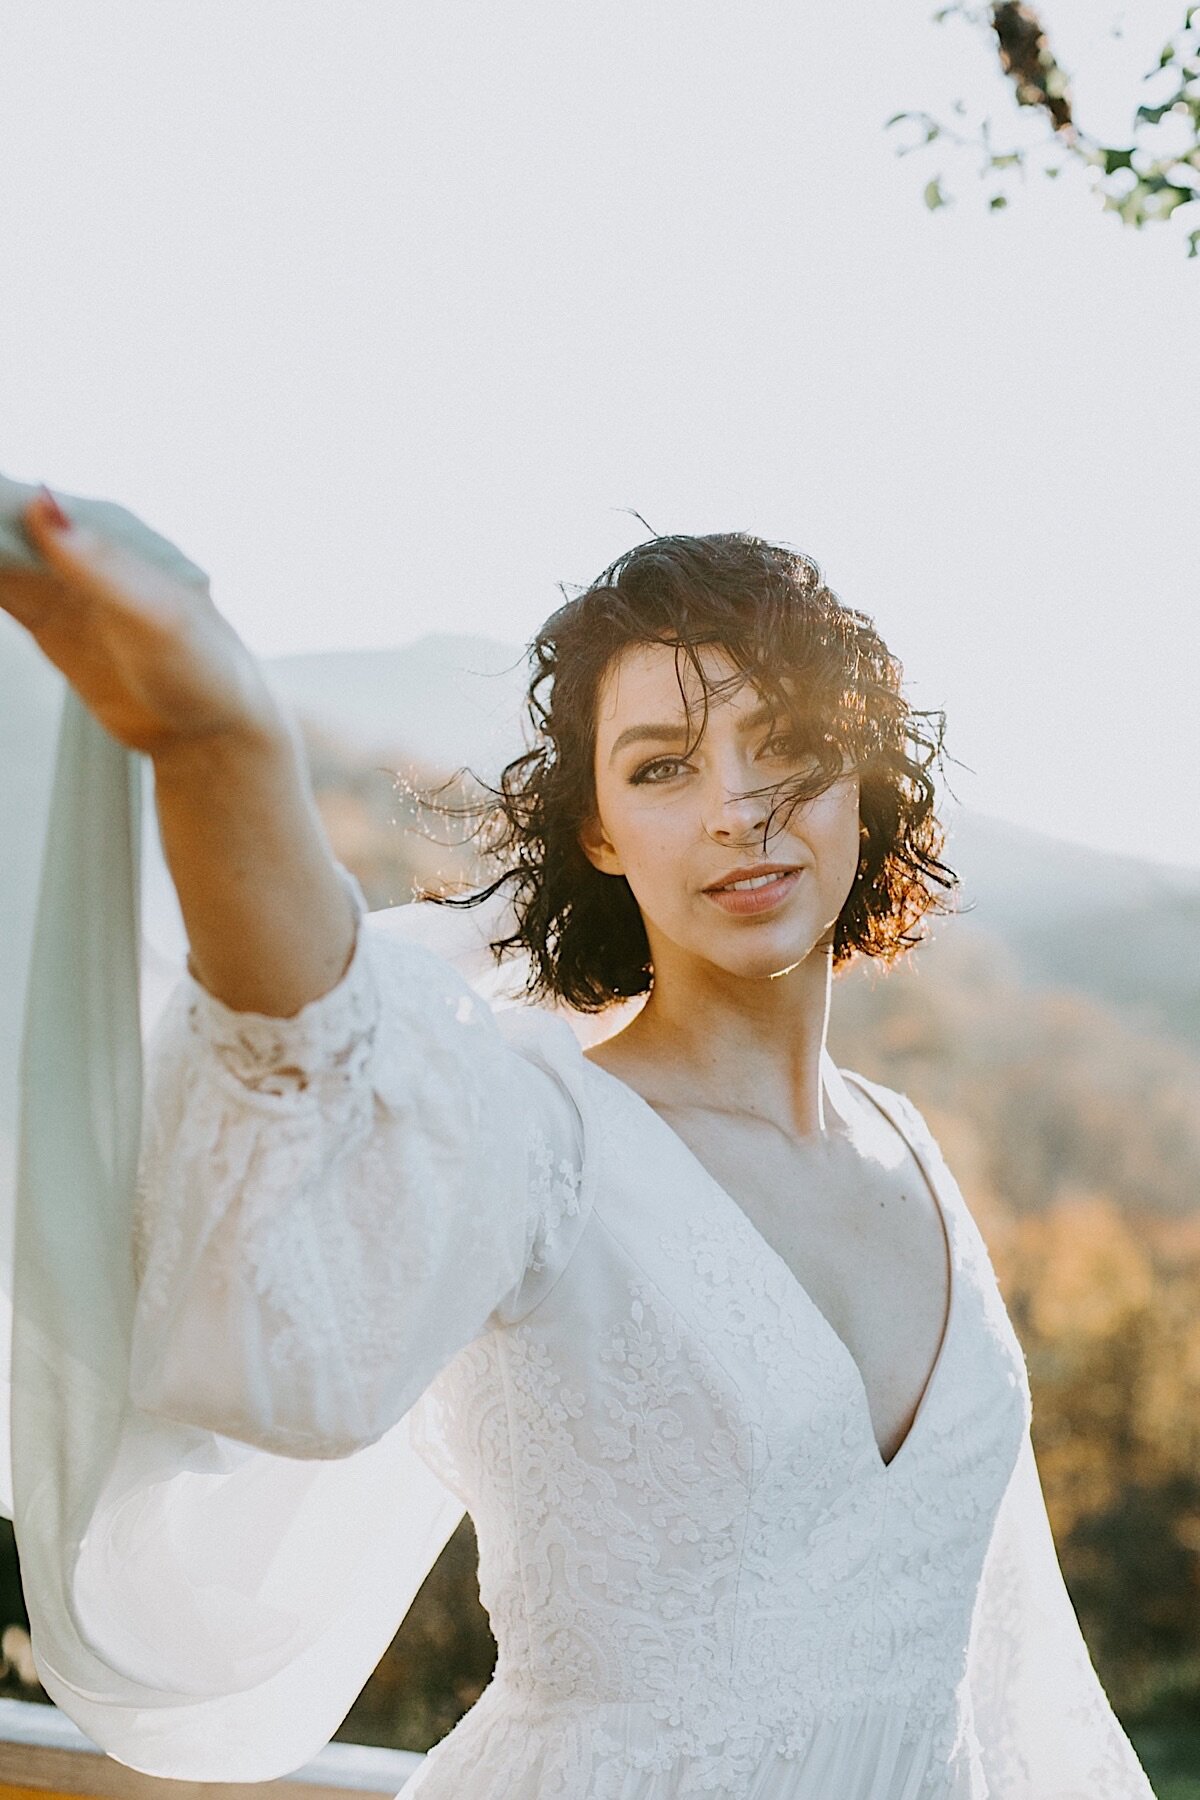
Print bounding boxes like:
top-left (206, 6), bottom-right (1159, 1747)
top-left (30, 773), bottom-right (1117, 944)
top-left (181, 864), bottom-right (377, 1099)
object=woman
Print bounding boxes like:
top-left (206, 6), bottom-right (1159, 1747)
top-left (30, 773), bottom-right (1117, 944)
top-left (0, 478), bottom-right (1156, 1798)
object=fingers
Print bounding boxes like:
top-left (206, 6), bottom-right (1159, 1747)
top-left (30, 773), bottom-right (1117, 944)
top-left (0, 490), bottom-right (88, 632)
top-left (2, 489), bottom-right (134, 635)
top-left (0, 491), bottom-right (71, 630)
top-left (21, 486), bottom-right (91, 571)
top-left (18, 488), bottom-right (188, 630)
top-left (30, 485), bottom-right (72, 532)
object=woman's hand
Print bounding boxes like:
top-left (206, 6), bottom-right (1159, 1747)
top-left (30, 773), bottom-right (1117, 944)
top-left (0, 475), bottom-right (357, 1014)
top-left (0, 479), bottom-right (284, 759)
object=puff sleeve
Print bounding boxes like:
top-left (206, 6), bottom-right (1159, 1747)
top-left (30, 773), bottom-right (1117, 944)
top-left (129, 870), bottom-right (594, 1461)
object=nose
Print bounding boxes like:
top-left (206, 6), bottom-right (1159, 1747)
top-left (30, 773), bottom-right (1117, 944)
top-left (701, 765), bottom-right (772, 844)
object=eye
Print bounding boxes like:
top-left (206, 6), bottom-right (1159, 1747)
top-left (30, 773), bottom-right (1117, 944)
top-left (762, 729), bottom-right (839, 764)
top-left (629, 755), bottom-right (690, 785)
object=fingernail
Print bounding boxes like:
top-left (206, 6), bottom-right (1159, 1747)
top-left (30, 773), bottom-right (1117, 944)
top-left (36, 485), bottom-right (71, 531)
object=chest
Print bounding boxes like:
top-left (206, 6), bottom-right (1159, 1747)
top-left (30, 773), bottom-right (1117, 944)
top-left (647, 1103), bottom-right (953, 1468)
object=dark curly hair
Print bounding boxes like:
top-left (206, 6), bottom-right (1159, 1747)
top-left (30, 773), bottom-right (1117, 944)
top-left (425, 531), bottom-right (959, 1011)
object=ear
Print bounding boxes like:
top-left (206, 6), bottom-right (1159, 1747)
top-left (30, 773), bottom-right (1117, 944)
top-left (578, 811), bottom-right (625, 877)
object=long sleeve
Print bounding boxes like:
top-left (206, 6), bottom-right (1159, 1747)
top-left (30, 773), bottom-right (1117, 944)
top-left (965, 1423), bottom-right (1157, 1797)
top-left (130, 869), bottom-right (593, 1461)
top-left (887, 1090), bottom-right (1158, 1798)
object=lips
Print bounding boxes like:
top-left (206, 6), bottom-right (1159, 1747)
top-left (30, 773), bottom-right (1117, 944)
top-left (703, 863), bottom-right (801, 893)
top-left (702, 865), bottom-right (805, 918)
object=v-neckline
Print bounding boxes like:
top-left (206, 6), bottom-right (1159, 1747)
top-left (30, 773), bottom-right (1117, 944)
top-left (583, 1056), bottom-right (958, 1479)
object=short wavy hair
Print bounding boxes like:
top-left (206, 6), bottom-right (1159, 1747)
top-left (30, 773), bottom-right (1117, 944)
top-left (427, 531), bottom-right (959, 1011)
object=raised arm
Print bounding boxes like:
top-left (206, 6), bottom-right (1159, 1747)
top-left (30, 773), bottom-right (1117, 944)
top-left (2, 474), bottom-right (595, 1463)
top-left (0, 476), bottom-right (354, 1015)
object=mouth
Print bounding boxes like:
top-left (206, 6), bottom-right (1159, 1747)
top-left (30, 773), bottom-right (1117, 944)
top-left (702, 865), bottom-right (803, 917)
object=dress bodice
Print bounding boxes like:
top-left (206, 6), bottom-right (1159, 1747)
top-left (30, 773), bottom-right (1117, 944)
top-left (405, 1049), bottom-right (1033, 1796)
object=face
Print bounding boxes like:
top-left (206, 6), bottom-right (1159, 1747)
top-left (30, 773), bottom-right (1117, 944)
top-left (580, 642), bottom-right (863, 984)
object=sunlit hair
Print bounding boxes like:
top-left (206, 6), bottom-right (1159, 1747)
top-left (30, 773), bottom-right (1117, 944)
top-left (423, 530), bottom-right (959, 1011)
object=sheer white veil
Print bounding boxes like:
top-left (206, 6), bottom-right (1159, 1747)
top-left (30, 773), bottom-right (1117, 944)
top-left (0, 487), bottom-right (1155, 1794)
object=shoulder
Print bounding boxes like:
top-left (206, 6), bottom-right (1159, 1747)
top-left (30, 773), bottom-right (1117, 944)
top-left (355, 909), bottom-right (596, 1162)
top-left (836, 1065), bottom-right (942, 1160)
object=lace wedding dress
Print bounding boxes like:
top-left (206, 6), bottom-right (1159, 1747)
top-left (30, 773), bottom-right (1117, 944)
top-left (0, 485), bottom-right (1157, 1797)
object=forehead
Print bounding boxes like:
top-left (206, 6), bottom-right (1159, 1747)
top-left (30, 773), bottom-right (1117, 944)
top-left (593, 641), bottom-right (781, 737)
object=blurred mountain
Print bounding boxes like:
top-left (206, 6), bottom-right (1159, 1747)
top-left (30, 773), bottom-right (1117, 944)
top-left (941, 807), bottom-right (1199, 931)
top-left (938, 809), bottom-right (1200, 1056)
top-left (265, 634), bottom-right (530, 781)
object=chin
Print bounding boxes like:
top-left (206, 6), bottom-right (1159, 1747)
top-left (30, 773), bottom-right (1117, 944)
top-left (707, 930), bottom-right (823, 982)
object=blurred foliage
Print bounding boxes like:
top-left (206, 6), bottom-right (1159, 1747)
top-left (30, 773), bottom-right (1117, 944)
top-left (828, 925), bottom-right (1200, 1222)
top-left (833, 934), bottom-right (1200, 1726)
top-left (338, 1514), bottom-right (497, 1755)
top-left (889, 3), bottom-right (1200, 254)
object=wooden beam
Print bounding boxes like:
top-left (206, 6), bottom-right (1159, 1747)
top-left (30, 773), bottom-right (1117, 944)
top-left (0, 1701), bottom-right (423, 1799)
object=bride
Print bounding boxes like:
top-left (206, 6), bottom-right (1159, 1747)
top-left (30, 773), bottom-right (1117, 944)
top-left (0, 476), bottom-right (1157, 1797)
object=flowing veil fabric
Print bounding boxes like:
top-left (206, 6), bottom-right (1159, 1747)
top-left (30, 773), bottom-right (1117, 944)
top-left (0, 488), bottom-right (1154, 1791)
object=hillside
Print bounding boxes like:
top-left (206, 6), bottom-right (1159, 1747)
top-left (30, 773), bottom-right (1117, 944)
top-left (266, 633), bottom-right (529, 779)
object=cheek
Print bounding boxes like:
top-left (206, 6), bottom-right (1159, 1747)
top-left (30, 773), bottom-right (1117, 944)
top-left (597, 785), bottom-right (695, 898)
top-left (591, 779), bottom-right (679, 873)
top-left (622, 802), bottom-right (689, 882)
top-left (813, 785), bottom-right (863, 875)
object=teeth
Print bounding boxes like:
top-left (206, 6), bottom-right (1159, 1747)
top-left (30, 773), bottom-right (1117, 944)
top-left (722, 872), bottom-right (788, 892)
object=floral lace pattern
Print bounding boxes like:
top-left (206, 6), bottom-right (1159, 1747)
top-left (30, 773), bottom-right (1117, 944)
top-left (404, 1069), bottom-right (1153, 1798)
top-left (130, 877), bottom-right (1157, 1798)
top-left (525, 1116), bottom-right (586, 1277)
top-left (131, 891), bottom-right (590, 1460)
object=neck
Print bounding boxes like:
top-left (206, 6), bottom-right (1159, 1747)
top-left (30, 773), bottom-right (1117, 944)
top-left (628, 936), bottom-right (842, 1141)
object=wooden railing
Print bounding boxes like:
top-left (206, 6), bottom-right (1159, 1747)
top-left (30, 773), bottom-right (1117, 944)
top-left (0, 1699), bottom-right (422, 1799)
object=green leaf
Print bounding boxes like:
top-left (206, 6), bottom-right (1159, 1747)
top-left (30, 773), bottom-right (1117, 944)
top-left (924, 177), bottom-right (950, 210)
top-left (990, 194), bottom-right (1009, 209)
top-left (1103, 146), bottom-right (1137, 174)
top-left (991, 151), bottom-right (1022, 169)
top-left (1044, 164), bottom-right (1063, 178)
top-left (1156, 184), bottom-right (1195, 216)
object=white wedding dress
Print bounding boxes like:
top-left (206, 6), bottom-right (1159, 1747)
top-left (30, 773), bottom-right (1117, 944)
top-left (0, 483), bottom-right (1158, 1797)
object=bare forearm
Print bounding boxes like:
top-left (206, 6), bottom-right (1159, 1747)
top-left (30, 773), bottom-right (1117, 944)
top-left (151, 712), bottom-right (358, 1017)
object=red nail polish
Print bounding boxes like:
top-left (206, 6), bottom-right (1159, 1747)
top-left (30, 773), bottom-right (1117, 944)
top-left (36, 485), bottom-right (71, 530)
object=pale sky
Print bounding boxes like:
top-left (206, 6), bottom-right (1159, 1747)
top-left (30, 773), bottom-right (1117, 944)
top-left (1, 1), bottom-right (1196, 869)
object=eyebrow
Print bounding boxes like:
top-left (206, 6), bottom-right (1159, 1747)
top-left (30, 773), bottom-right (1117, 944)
top-left (608, 702), bottom-right (780, 764)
